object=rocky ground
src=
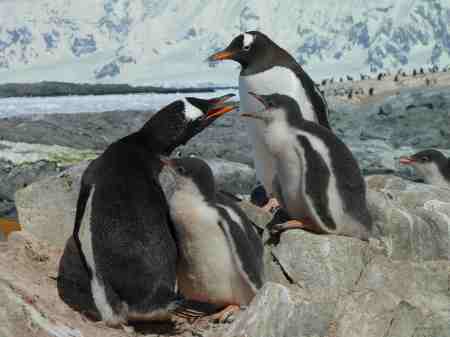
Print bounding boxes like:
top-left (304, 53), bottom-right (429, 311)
top-left (1, 172), bottom-right (449, 337)
top-left (1, 79), bottom-right (450, 216)
top-left (0, 74), bottom-right (449, 336)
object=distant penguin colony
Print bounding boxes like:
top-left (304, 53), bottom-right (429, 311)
top-left (400, 149), bottom-right (450, 187)
top-left (208, 31), bottom-right (331, 210)
top-left (71, 29), bottom-right (444, 328)
top-left (241, 93), bottom-right (373, 240)
top-left (158, 157), bottom-right (263, 321)
top-left (73, 94), bottom-right (237, 326)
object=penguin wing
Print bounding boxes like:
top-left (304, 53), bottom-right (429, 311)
top-left (296, 135), bottom-right (337, 230)
top-left (289, 62), bottom-right (331, 130)
top-left (217, 192), bottom-right (264, 255)
top-left (216, 206), bottom-right (264, 289)
top-left (73, 159), bottom-right (99, 275)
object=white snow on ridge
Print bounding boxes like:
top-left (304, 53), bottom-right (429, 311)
top-left (0, 0), bottom-right (448, 86)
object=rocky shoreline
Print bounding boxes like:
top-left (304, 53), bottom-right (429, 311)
top-left (1, 84), bottom-right (449, 216)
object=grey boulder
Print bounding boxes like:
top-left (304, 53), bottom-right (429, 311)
top-left (216, 282), bottom-right (336, 337)
top-left (15, 162), bottom-right (88, 248)
top-left (264, 230), bottom-right (371, 300)
top-left (367, 175), bottom-right (450, 261)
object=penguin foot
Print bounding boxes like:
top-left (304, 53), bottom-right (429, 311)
top-left (262, 198), bottom-right (280, 213)
top-left (210, 305), bottom-right (240, 323)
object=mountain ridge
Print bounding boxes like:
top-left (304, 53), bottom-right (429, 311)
top-left (0, 0), bottom-right (449, 85)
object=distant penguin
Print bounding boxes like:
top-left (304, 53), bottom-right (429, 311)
top-left (369, 88), bottom-right (374, 96)
top-left (158, 157), bottom-right (263, 321)
top-left (241, 93), bottom-right (373, 241)
top-left (73, 94), bottom-right (237, 326)
top-left (400, 149), bottom-right (450, 187)
top-left (208, 31), bottom-right (331, 204)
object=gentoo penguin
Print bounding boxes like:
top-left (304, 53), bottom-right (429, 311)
top-left (158, 157), bottom-right (263, 321)
top-left (400, 149), bottom-right (450, 187)
top-left (208, 31), bottom-right (331, 206)
top-left (241, 93), bottom-right (373, 241)
top-left (72, 94), bottom-right (237, 327)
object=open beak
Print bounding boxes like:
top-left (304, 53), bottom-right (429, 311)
top-left (207, 50), bottom-right (236, 62)
top-left (399, 157), bottom-right (415, 165)
top-left (208, 93), bottom-right (235, 105)
top-left (240, 112), bottom-right (265, 121)
top-left (160, 156), bottom-right (174, 167)
top-left (248, 92), bottom-right (269, 108)
top-left (206, 103), bottom-right (238, 119)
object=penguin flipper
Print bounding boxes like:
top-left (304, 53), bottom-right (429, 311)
top-left (217, 208), bottom-right (263, 290)
top-left (290, 62), bottom-right (331, 130)
top-left (72, 162), bottom-right (97, 275)
top-left (296, 136), bottom-right (337, 231)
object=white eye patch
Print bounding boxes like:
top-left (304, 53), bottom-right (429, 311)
top-left (183, 99), bottom-right (203, 120)
top-left (242, 33), bottom-right (254, 49)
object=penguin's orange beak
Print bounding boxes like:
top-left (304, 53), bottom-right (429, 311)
top-left (207, 50), bottom-right (236, 61)
top-left (207, 93), bottom-right (235, 105)
top-left (399, 157), bottom-right (415, 165)
top-left (206, 104), bottom-right (237, 119)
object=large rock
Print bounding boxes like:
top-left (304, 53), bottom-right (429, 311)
top-left (366, 175), bottom-right (450, 261)
top-left (14, 157), bottom-right (256, 247)
top-left (264, 230), bottom-right (371, 299)
top-left (336, 255), bottom-right (450, 337)
top-left (335, 291), bottom-right (425, 337)
top-left (203, 157), bottom-right (256, 195)
top-left (216, 282), bottom-right (336, 337)
top-left (15, 163), bottom-right (88, 248)
top-left (355, 256), bottom-right (449, 319)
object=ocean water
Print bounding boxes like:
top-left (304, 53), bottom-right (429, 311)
top-left (0, 89), bottom-right (238, 118)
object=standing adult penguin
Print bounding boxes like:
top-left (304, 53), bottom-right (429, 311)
top-left (208, 31), bottom-right (331, 208)
top-left (158, 157), bottom-right (263, 322)
top-left (73, 94), bottom-right (237, 327)
top-left (241, 93), bottom-right (373, 241)
top-left (400, 149), bottom-right (450, 187)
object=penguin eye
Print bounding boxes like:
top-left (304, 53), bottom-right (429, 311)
top-left (242, 44), bottom-right (251, 51)
top-left (420, 156), bottom-right (429, 163)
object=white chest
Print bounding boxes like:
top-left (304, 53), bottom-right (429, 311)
top-left (239, 66), bottom-right (316, 123)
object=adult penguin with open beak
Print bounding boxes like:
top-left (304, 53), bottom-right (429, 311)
top-left (72, 93), bottom-right (237, 328)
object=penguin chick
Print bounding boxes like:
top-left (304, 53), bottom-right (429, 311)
top-left (241, 93), bottom-right (373, 241)
top-left (208, 31), bottom-right (331, 207)
top-left (159, 157), bottom-right (263, 320)
top-left (73, 94), bottom-right (237, 327)
top-left (400, 149), bottom-right (450, 187)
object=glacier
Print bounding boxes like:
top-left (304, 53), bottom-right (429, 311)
top-left (0, 0), bottom-right (449, 86)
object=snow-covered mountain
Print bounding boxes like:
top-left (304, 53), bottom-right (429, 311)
top-left (0, 0), bottom-right (449, 86)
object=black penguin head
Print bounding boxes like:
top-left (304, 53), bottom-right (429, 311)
top-left (241, 92), bottom-right (303, 125)
top-left (399, 149), bottom-right (449, 180)
top-left (140, 93), bottom-right (237, 155)
top-left (208, 31), bottom-right (276, 69)
top-left (159, 156), bottom-right (216, 201)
